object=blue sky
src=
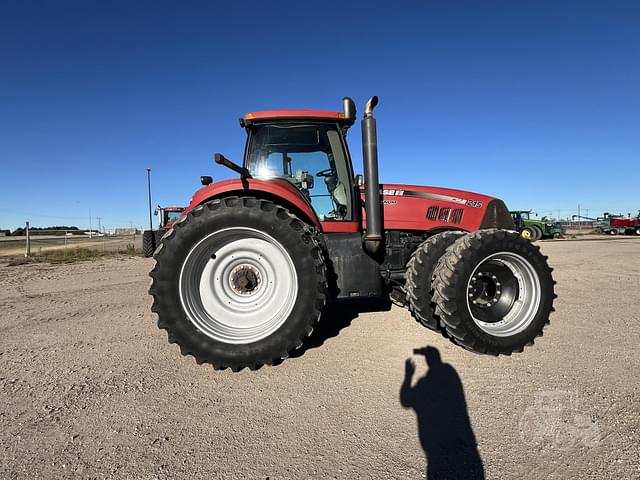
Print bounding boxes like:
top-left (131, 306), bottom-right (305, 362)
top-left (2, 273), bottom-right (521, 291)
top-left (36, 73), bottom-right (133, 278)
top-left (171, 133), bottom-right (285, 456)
top-left (1, 0), bottom-right (639, 230)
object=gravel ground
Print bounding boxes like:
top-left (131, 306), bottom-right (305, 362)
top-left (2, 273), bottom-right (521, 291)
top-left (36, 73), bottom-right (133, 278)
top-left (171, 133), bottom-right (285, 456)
top-left (0, 238), bottom-right (638, 479)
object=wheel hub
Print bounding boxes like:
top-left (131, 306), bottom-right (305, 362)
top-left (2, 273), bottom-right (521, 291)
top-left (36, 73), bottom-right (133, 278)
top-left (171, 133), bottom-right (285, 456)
top-left (179, 228), bottom-right (298, 344)
top-left (465, 251), bottom-right (541, 336)
top-left (229, 264), bottom-right (262, 295)
top-left (467, 260), bottom-right (520, 324)
top-left (468, 271), bottom-right (503, 308)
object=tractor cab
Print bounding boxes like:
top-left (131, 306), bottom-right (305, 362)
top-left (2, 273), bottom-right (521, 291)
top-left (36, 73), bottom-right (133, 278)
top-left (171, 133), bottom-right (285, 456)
top-left (510, 210), bottom-right (531, 228)
top-left (156, 206), bottom-right (185, 229)
top-left (240, 107), bottom-right (357, 222)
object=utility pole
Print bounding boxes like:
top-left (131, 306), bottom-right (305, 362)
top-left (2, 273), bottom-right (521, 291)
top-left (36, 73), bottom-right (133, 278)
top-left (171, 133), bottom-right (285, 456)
top-left (577, 204), bottom-right (581, 232)
top-left (25, 221), bottom-right (30, 257)
top-left (97, 216), bottom-right (102, 233)
top-left (146, 168), bottom-right (153, 231)
top-left (89, 207), bottom-right (92, 239)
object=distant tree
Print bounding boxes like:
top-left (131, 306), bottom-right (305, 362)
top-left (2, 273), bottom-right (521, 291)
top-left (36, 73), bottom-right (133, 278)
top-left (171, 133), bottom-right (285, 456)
top-left (10, 226), bottom-right (80, 236)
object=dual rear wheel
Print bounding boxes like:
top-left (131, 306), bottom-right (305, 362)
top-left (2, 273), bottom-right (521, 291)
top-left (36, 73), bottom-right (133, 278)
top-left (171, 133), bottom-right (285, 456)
top-left (406, 230), bottom-right (555, 355)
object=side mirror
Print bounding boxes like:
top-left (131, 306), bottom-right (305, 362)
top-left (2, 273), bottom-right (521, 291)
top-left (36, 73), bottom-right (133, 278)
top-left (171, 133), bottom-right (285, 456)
top-left (355, 174), bottom-right (364, 186)
top-left (200, 175), bottom-right (213, 186)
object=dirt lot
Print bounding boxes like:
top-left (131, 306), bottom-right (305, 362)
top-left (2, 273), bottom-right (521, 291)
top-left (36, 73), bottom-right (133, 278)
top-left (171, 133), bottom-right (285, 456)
top-left (0, 238), bottom-right (638, 479)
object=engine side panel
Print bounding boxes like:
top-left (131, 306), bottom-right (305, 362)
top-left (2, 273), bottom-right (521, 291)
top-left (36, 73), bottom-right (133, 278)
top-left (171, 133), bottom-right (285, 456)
top-left (362, 183), bottom-right (514, 232)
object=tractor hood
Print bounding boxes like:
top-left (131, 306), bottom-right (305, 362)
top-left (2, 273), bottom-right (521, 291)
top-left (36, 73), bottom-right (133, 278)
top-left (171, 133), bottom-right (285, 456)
top-left (368, 183), bottom-right (515, 232)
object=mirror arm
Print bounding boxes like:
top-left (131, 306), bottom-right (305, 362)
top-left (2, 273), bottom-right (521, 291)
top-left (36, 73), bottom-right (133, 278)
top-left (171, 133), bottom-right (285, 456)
top-left (214, 153), bottom-right (252, 179)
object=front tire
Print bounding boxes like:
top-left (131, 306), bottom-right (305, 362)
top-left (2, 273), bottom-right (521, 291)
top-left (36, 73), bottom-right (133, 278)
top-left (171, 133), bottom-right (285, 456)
top-left (149, 197), bottom-right (327, 371)
top-left (432, 229), bottom-right (555, 355)
top-left (520, 227), bottom-right (534, 241)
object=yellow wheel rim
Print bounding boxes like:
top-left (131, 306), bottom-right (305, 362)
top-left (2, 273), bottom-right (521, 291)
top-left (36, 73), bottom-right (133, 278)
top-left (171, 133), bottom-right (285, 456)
top-left (521, 230), bottom-right (532, 239)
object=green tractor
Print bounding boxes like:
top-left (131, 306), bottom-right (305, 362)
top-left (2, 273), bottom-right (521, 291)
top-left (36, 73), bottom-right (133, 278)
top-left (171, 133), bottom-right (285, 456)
top-left (510, 211), bottom-right (564, 241)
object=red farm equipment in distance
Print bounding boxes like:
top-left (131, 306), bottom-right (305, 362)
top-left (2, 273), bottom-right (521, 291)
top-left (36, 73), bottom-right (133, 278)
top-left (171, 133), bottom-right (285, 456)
top-left (605, 212), bottom-right (640, 236)
top-left (148, 96), bottom-right (556, 371)
top-left (576, 212), bottom-right (640, 236)
top-left (143, 206), bottom-right (185, 257)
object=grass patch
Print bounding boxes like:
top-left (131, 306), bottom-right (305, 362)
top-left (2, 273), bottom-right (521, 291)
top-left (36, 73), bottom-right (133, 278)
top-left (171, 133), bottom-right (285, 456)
top-left (7, 244), bottom-right (143, 266)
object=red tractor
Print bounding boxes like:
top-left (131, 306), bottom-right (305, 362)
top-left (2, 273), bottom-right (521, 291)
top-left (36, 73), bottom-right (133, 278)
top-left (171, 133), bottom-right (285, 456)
top-left (149, 97), bottom-right (556, 371)
top-left (143, 206), bottom-right (185, 257)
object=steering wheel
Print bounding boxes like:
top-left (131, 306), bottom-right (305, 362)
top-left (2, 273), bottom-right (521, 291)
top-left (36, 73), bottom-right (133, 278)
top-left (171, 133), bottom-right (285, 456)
top-left (316, 168), bottom-right (334, 177)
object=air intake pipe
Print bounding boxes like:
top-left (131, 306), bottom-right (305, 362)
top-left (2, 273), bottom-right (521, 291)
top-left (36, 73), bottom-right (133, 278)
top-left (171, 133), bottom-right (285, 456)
top-left (362, 96), bottom-right (383, 256)
top-left (342, 97), bottom-right (356, 125)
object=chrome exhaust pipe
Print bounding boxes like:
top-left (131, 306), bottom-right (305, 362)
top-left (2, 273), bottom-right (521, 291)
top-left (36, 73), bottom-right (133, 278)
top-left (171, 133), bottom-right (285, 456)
top-left (361, 96), bottom-right (383, 255)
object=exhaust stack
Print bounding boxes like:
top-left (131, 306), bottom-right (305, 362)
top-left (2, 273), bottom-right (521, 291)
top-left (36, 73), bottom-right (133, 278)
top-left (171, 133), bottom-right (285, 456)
top-left (362, 96), bottom-right (383, 256)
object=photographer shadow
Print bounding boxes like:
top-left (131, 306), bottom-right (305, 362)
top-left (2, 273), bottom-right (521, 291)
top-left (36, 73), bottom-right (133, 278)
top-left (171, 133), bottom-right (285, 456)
top-left (400, 346), bottom-right (484, 480)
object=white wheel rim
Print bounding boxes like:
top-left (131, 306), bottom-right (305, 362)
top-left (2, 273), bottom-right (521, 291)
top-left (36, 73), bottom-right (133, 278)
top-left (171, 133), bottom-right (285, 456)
top-left (179, 227), bottom-right (298, 344)
top-left (466, 251), bottom-right (541, 337)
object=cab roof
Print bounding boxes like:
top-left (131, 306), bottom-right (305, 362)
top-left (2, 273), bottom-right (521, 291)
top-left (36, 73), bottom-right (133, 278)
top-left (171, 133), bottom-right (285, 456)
top-left (242, 110), bottom-right (347, 122)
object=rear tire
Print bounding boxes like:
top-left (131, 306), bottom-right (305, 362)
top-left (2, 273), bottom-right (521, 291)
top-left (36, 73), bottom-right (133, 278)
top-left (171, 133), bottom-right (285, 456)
top-left (149, 196), bottom-right (327, 371)
top-left (143, 230), bottom-right (156, 257)
top-left (432, 229), bottom-right (555, 355)
top-left (405, 231), bottom-right (465, 331)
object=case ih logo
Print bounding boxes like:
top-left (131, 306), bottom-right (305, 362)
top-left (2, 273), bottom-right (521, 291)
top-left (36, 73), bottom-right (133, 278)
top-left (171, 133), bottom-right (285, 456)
top-left (380, 189), bottom-right (405, 196)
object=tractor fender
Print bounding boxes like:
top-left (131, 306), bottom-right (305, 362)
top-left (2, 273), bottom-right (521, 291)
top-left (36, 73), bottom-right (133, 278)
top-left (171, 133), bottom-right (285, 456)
top-left (184, 178), bottom-right (322, 229)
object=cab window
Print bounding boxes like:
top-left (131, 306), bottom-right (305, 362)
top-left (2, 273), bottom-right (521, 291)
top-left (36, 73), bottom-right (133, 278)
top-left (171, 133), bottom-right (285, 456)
top-left (246, 123), bottom-right (352, 221)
